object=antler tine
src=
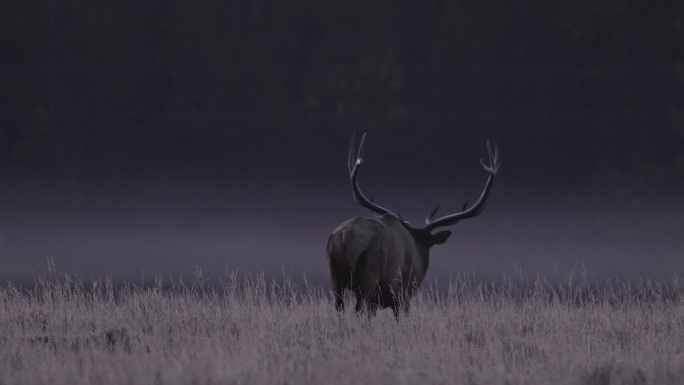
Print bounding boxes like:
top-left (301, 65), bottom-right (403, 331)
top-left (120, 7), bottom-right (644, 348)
top-left (494, 140), bottom-right (500, 168)
top-left (357, 132), bottom-right (367, 164)
top-left (348, 132), bottom-right (369, 176)
top-left (425, 204), bottom-right (440, 225)
top-left (485, 139), bottom-right (491, 162)
top-left (348, 131), bottom-right (357, 176)
top-left (480, 140), bottom-right (501, 175)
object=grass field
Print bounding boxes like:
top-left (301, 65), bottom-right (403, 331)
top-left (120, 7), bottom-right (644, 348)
top-left (2, 267), bottom-right (684, 385)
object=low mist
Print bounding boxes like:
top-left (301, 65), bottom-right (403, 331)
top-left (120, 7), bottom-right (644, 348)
top-left (1, 178), bottom-right (682, 287)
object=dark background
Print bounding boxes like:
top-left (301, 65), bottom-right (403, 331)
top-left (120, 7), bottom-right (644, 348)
top-left (1, 2), bottom-right (683, 287)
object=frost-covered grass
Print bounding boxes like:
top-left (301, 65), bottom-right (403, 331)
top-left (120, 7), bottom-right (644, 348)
top-left (2, 268), bottom-right (684, 385)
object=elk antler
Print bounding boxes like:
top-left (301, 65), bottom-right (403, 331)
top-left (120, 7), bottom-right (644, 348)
top-left (424, 140), bottom-right (500, 231)
top-left (348, 132), bottom-right (400, 218)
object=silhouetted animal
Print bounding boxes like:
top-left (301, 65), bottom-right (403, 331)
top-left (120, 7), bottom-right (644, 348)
top-left (327, 133), bottom-right (500, 317)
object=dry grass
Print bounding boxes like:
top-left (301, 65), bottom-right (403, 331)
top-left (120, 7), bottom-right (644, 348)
top-left (2, 267), bottom-right (684, 385)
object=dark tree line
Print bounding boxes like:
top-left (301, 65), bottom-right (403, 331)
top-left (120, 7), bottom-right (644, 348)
top-left (1, 1), bottom-right (683, 187)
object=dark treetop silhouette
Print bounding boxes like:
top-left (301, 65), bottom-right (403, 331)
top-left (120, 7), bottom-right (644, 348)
top-left (326, 133), bottom-right (501, 317)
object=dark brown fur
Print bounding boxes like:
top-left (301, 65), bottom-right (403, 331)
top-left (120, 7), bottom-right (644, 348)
top-left (326, 215), bottom-right (449, 317)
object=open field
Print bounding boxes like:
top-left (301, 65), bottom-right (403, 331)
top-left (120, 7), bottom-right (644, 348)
top-left (2, 269), bottom-right (684, 385)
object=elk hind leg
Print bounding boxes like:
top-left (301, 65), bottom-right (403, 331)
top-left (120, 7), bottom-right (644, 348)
top-left (332, 285), bottom-right (345, 312)
top-left (352, 252), bottom-right (379, 317)
top-left (329, 258), bottom-right (350, 312)
top-left (354, 286), bottom-right (378, 318)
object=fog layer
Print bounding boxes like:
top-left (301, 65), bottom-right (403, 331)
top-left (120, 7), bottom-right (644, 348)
top-left (1, 178), bottom-right (682, 286)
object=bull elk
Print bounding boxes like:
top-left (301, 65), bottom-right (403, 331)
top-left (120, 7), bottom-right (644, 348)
top-left (326, 133), bottom-right (501, 317)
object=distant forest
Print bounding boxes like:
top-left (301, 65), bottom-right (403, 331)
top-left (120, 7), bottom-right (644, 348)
top-left (2, 2), bottom-right (683, 186)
